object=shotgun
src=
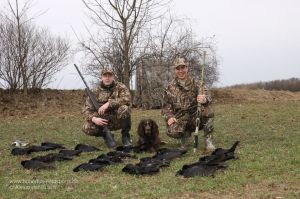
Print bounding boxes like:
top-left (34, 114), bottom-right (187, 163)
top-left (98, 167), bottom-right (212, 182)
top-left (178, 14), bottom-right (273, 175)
top-left (74, 64), bottom-right (100, 110)
top-left (193, 51), bottom-right (206, 152)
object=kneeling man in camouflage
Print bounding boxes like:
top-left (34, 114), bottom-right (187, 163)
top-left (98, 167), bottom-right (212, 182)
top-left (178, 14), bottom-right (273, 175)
top-left (82, 68), bottom-right (132, 148)
top-left (162, 58), bottom-right (215, 151)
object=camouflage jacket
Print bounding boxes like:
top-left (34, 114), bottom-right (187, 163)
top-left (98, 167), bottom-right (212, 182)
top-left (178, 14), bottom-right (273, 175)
top-left (161, 76), bottom-right (213, 121)
top-left (83, 81), bottom-right (131, 121)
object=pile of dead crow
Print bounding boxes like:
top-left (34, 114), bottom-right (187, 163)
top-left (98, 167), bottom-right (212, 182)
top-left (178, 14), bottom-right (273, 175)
top-left (11, 141), bottom-right (239, 178)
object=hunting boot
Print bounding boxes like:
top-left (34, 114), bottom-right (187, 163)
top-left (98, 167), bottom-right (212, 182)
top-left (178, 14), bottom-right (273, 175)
top-left (102, 126), bottom-right (116, 148)
top-left (204, 134), bottom-right (216, 151)
top-left (120, 117), bottom-right (132, 147)
top-left (180, 137), bottom-right (187, 149)
top-left (180, 131), bottom-right (190, 149)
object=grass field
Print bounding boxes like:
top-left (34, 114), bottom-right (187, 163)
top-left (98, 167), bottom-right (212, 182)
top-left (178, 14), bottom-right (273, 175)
top-left (0, 101), bottom-right (299, 199)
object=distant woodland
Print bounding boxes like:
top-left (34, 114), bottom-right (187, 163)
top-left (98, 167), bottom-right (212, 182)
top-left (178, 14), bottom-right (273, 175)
top-left (228, 78), bottom-right (300, 92)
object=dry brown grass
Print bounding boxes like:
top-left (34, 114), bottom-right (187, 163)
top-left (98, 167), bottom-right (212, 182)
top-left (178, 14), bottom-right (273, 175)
top-left (1, 88), bottom-right (299, 121)
top-left (212, 88), bottom-right (300, 103)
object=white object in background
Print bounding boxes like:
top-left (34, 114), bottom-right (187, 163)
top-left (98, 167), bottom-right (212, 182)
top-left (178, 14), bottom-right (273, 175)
top-left (12, 140), bottom-right (29, 147)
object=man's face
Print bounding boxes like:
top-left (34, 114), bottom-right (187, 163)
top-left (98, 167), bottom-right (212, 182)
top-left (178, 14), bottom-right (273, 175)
top-left (175, 65), bottom-right (188, 80)
top-left (101, 73), bottom-right (114, 85)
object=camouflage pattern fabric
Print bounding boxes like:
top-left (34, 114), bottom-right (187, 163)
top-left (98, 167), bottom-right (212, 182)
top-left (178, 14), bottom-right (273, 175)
top-left (82, 81), bottom-right (131, 136)
top-left (82, 105), bottom-right (130, 136)
top-left (166, 115), bottom-right (214, 138)
top-left (162, 76), bottom-right (214, 138)
top-left (101, 67), bottom-right (114, 75)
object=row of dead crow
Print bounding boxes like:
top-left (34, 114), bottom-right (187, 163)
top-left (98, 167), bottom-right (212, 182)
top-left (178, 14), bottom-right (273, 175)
top-left (11, 141), bottom-right (239, 177)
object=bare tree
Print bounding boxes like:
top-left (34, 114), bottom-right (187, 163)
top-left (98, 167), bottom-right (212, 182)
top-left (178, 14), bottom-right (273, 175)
top-left (0, 15), bottom-right (22, 90)
top-left (80, 0), bottom-right (170, 88)
top-left (134, 17), bottom-right (219, 108)
top-left (0, 0), bottom-right (70, 94)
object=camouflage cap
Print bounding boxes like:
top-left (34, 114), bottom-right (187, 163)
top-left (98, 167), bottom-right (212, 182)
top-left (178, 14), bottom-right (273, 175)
top-left (173, 57), bottom-right (188, 69)
top-left (101, 67), bottom-right (114, 76)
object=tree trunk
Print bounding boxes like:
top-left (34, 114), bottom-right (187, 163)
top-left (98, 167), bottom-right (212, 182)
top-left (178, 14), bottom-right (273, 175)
top-left (123, 21), bottom-right (130, 88)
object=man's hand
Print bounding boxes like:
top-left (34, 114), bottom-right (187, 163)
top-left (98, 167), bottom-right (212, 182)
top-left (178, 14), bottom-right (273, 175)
top-left (92, 117), bottom-right (108, 126)
top-left (197, 94), bottom-right (207, 104)
top-left (98, 102), bottom-right (109, 115)
top-left (167, 117), bottom-right (177, 126)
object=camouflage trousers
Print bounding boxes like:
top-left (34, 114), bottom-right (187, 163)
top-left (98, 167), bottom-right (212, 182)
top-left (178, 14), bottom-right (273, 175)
top-left (166, 112), bottom-right (214, 139)
top-left (82, 105), bottom-right (131, 137)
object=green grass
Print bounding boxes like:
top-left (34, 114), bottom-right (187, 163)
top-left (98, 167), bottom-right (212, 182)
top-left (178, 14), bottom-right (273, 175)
top-left (0, 101), bottom-right (300, 198)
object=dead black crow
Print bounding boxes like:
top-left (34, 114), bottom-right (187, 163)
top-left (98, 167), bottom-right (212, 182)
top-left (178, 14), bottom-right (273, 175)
top-left (210, 141), bottom-right (239, 162)
top-left (74, 144), bottom-right (100, 152)
top-left (97, 154), bottom-right (123, 163)
top-left (30, 145), bottom-right (55, 152)
top-left (73, 163), bottom-right (105, 172)
top-left (138, 157), bottom-right (170, 168)
top-left (122, 163), bottom-right (160, 175)
top-left (88, 158), bottom-right (116, 166)
top-left (59, 149), bottom-right (82, 156)
top-left (31, 153), bottom-right (73, 163)
top-left (41, 142), bottom-right (65, 149)
top-left (116, 145), bottom-right (132, 153)
top-left (11, 145), bottom-right (56, 156)
top-left (21, 160), bottom-right (54, 170)
top-left (176, 162), bottom-right (225, 178)
top-left (152, 148), bottom-right (187, 161)
top-left (106, 151), bottom-right (137, 159)
top-left (176, 141), bottom-right (240, 178)
top-left (115, 145), bottom-right (143, 153)
top-left (11, 147), bottom-right (32, 155)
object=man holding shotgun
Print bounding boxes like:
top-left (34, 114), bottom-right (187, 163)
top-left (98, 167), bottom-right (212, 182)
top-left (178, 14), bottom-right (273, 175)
top-left (81, 67), bottom-right (132, 148)
top-left (161, 57), bottom-right (215, 151)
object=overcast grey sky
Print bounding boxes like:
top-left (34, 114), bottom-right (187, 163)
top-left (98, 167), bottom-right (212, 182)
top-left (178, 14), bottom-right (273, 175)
top-left (1, 0), bottom-right (299, 88)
